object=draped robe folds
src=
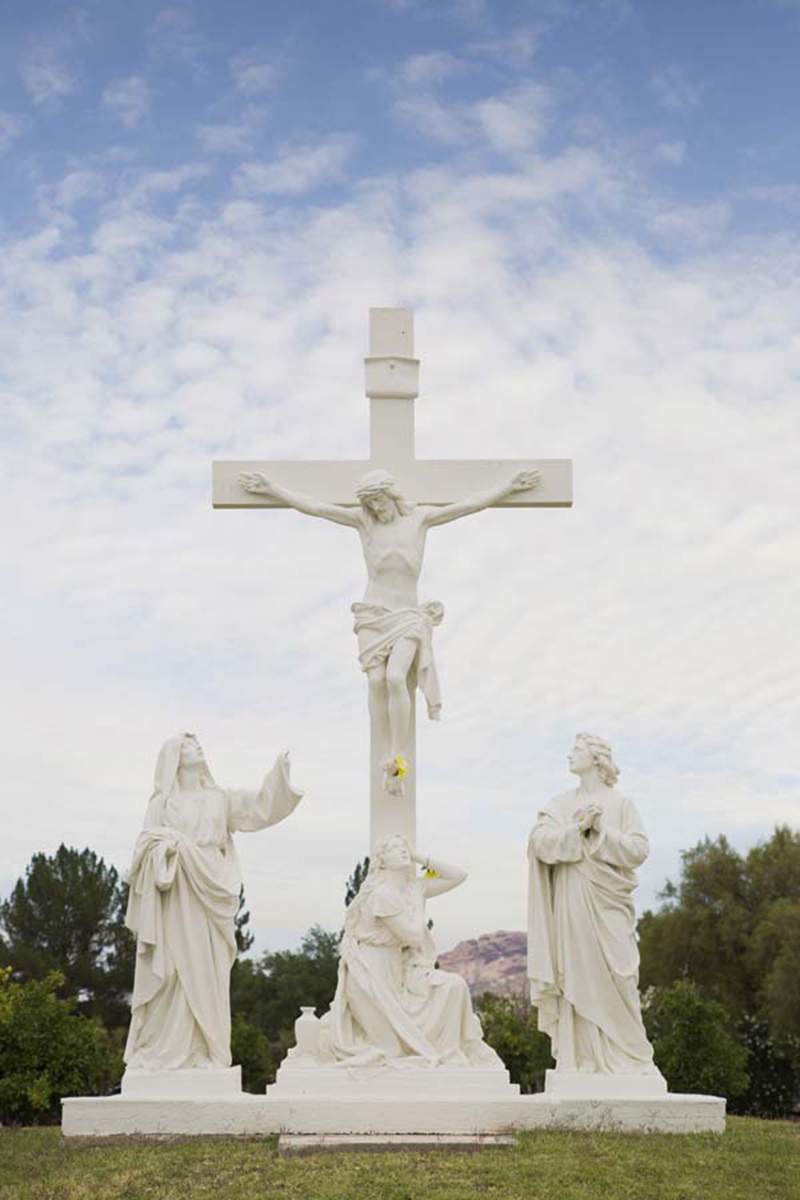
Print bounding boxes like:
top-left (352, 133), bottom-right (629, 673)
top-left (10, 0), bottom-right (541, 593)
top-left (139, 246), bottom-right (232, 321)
top-left (124, 755), bottom-right (302, 1071)
top-left (321, 876), bottom-right (500, 1068)
top-left (351, 601), bottom-right (444, 719)
top-left (527, 788), bottom-right (658, 1075)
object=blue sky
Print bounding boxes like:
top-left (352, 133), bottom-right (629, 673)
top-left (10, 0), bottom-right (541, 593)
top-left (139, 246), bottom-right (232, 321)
top-left (5, 1), bottom-right (800, 233)
top-left (2, 0), bottom-right (799, 955)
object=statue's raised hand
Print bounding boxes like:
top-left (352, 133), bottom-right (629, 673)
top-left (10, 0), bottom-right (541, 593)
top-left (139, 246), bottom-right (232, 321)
top-left (238, 471), bottom-right (276, 497)
top-left (510, 469), bottom-right (541, 492)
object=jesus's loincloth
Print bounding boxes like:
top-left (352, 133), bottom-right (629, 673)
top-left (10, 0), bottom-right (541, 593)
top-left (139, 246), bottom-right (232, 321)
top-left (351, 601), bottom-right (444, 719)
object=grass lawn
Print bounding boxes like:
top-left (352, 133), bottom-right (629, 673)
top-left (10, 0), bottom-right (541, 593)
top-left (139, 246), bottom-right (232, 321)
top-left (0, 1117), bottom-right (797, 1200)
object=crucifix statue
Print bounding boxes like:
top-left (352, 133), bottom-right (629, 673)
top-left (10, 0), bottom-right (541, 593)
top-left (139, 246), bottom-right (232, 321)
top-left (213, 309), bottom-right (572, 849)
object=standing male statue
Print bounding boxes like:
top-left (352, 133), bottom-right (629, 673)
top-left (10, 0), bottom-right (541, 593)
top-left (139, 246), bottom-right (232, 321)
top-left (527, 733), bottom-right (663, 1082)
top-left (239, 466), bottom-right (539, 793)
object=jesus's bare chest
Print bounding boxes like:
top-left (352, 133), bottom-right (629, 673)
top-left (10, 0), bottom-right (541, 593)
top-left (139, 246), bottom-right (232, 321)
top-left (360, 516), bottom-right (427, 575)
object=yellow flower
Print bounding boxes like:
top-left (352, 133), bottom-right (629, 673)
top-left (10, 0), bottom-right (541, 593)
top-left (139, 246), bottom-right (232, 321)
top-left (394, 755), bottom-right (408, 778)
top-left (424, 868), bottom-right (439, 879)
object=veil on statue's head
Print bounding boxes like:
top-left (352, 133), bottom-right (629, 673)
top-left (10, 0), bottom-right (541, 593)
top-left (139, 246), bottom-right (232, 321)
top-left (143, 732), bottom-right (217, 827)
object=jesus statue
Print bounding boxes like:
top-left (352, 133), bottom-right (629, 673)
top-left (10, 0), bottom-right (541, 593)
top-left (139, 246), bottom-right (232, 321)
top-left (238, 466), bottom-right (540, 793)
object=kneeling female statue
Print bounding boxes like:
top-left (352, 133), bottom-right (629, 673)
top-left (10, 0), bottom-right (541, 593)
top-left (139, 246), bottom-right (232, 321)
top-left (320, 834), bottom-right (500, 1068)
top-left (124, 733), bottom-right (302, 1072)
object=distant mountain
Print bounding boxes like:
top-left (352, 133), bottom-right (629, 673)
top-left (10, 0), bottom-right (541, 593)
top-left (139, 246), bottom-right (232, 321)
top-left (438, 930), bottom-right (527, 998)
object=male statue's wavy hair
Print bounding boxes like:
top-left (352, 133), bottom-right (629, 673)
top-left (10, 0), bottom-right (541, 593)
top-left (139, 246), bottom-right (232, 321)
top-left (576, 732), bottom-right (620, 787)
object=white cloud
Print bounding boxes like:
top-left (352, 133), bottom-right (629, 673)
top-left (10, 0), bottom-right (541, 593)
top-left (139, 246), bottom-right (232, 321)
top-left (394, 94), bottom-right (472, 146)
top-left (103, 76), bottom-right (151, 129)
top-left (475, 84), bottom-right (549, 153)
top-left (231, 51), bottom-right (285, 95)
top-left (195, 105), bottom-right (266, 154)
top-left (397, 50), bottom-right (467, 87)
top-left (0, 110), bottom-right (22, 154)
top-left (647, 198), bottom-right (730, 242)
top-left (651, 65), bottom-right (703, 112)
top-left (2, 81), bottom-right (799, 957)
top-left (147, 6), bottom-right (208, 73)
top-left (51, 169), bottom-right (109, 210)
top-left (379, 0), bottom-right (487, 16)
top-left (466, 28), bottom-right (542, 70)
top-left (655, 140), bottom-right (686, 165)
top-left (742, 182), bottom-right (800, 210)
top-left (234, 134), bottom-right (357, 195)
top-left (395, 86), bottom-right (549, 153)
top-left (20, 41), bottom-right (79, 106)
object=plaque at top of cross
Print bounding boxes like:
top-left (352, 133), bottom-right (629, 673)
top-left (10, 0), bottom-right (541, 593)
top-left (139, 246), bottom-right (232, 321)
top-left (213, 308), bottom-right (573, 849)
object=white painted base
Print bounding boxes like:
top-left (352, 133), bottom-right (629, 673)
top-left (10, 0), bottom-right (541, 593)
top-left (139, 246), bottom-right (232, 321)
top-left (121, 1067), bottom-right (242, 1099)
top-left (63, 1053), bottom-right (724, 1139)
top-left (62, 1089), bottom-right (726, 1138)
top-left (268, 1058), bottom-right (518, 1099)
top-left (544, 1069), bottom-right (668, 1099)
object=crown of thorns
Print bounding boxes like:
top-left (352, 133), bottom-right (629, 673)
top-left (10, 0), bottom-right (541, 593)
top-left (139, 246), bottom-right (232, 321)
top-left (355, 471), bottom-right (397, 500)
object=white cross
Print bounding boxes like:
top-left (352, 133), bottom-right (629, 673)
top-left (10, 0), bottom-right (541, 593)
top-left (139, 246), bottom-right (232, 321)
top-left (213, 309), bottom-right (572, 850)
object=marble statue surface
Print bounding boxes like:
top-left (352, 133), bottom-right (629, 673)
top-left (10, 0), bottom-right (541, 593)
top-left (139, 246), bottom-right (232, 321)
top-left (124, 733), bottom-right (302, 1072)
top-left (527, 733), bottom-right (664, 1083)
top-left (238, 467), bottom-right (539, 795)
top-left (310, 834), bottom-right (502, 1068)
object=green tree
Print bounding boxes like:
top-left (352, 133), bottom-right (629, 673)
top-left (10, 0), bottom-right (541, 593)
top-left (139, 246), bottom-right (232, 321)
top-left (0, 846), bottom-right (134, 1028)
top-left (643, 981), bottom-right (749, 1102)
top-left (746, 897), bottom-right (800, 1042)
top-left (345, 857), bottom-right (370, 907)
top-left (235, 885), bottom-right (254, 955)
top-left (638, 835), bottom-right (751, 1016)
top-left (731, 1016), bottom-right (800, 1120)
top-left (638, 826), bottom-right (800, 1048)
top-left (475, 993), bottom-right (554, 1094)
top-left (230, 1013), bottom-right (275, 1092)
top-left (0, 967), bottom-right (121, 1125)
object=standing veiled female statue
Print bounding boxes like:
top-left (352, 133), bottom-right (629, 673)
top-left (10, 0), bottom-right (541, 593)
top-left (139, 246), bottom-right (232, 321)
top-left (124, 733), bottom-right (302, 1072)
top-left (527, 734), bottom-right (662, 1081)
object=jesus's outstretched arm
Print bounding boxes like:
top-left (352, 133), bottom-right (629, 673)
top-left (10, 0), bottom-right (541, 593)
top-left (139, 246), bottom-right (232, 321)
top-left (238, 472), bottom-right (362, 528)
top-left (421, 469), bottom-right (541, 528)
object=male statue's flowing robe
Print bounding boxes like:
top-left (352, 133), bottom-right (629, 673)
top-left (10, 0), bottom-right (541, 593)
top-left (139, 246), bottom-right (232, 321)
top-left (125, 747), bottom-right (301, 1071)
top-left (527, 788), bottom-right (658, 1074)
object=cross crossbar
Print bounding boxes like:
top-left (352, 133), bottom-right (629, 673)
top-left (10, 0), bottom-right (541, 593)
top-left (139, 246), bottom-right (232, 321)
top-left (212, 308), bottom-right (572, 510)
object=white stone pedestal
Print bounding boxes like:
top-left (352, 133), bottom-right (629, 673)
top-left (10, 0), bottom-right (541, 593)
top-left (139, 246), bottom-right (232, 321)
top-left (543, 1068), bottom-right (667, 1099)
top-left (62, 1060), bottom-right (726, 1139)
top-left (268, 1058), bottom-right (519, 1099)
top-left (121, 1067), bottom-right (242, 1099)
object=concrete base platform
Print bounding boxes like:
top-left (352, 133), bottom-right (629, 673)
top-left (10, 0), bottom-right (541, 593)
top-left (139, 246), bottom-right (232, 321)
top-left (278, 1133), bottom-right (517, 1155)
top-left (62, 1091), bottom-right (725, 1139)
top-left (63, 1056), bottom-right (725, 1138)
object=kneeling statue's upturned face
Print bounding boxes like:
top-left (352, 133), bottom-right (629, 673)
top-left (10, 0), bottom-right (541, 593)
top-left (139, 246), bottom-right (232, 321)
top-left (378, 834), bottom-right (413, 870)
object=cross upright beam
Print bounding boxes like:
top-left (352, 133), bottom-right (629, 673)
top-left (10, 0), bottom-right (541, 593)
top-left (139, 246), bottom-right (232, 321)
top-left (212, 310), bottom-right (572, 510)
top-left (213, 308), bottom-right (572, 851)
